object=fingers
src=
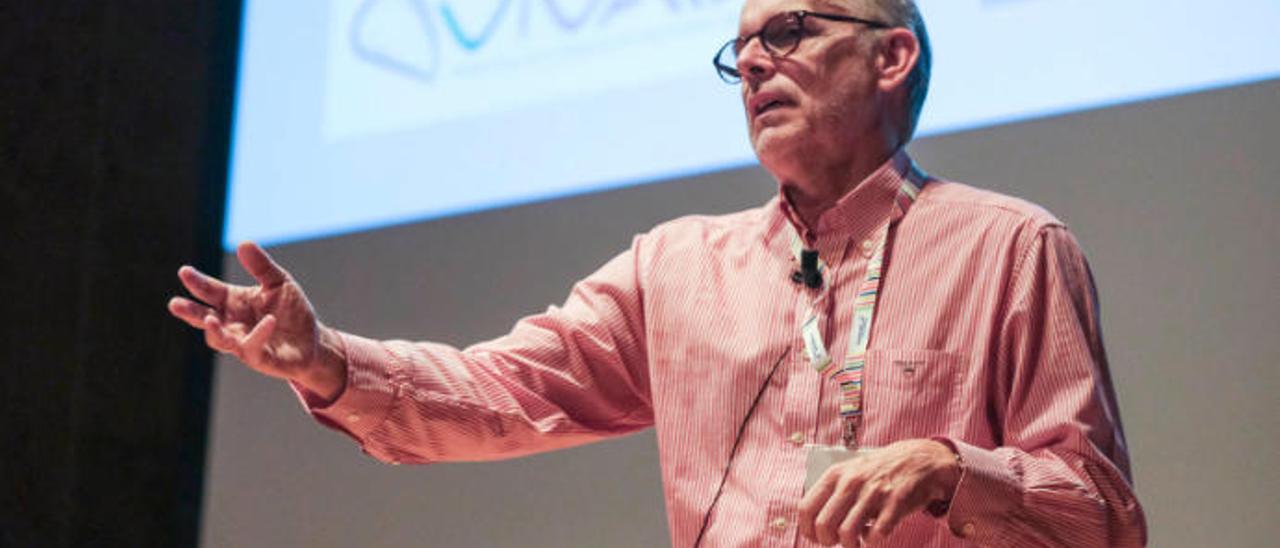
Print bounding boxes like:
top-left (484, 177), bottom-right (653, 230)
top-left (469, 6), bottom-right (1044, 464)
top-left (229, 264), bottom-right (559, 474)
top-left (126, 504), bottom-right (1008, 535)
top-left (203, 315), bottom-right (241, 355)
top-left (237, 241), bottom-right (289, 288)
top-left (198, 313), bottom-right (280, 374)
top-left (238, 314), bottom-right (277, 363)
top-left (799, 472), bottom-right (839, 542)
top-left (816, 477), bottom-right (860, 546)
top-left (798, 446), bottom-right (935, 546)
top-left (168, 296), bottom-right (215, 328)
top-left (868, 494), bottom-right (909, 543)
top-left (801, 467), bottom-right (866, 546)
top-left (839, 484), bottom-right (887, 547)
top-left (177, 265), bottom-right (229, 307)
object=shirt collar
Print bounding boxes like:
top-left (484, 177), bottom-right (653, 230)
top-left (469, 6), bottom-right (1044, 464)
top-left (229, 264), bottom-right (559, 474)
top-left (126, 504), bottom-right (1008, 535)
top-left (767, 149), bottom-right (920, 251)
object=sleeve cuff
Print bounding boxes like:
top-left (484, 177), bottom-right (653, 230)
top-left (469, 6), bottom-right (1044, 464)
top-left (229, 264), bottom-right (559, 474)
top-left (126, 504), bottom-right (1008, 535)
top-left (289, 332), bottom-right (403, 442)
top-left (937, 438), bottom-right (1023, 542)
top-left (924, 436), bottom-right (961, 517)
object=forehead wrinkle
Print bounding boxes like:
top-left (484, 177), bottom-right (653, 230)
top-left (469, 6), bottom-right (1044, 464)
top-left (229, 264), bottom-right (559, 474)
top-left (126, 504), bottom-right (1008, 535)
top-left (812, 0), bottom-right (855, 13)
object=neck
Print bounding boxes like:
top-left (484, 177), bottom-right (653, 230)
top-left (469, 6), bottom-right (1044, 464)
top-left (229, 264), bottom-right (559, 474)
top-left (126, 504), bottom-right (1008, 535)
top-left (782, 144), bottom-right (898, 231)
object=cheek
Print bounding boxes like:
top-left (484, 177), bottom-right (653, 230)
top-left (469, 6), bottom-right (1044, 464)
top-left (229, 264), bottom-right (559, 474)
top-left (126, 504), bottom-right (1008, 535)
top-left (816, 75), bottom-right (876, 126)
top-left (810, 47), bottom-right (877, 117)
top-left (794, 73), bottom-right (859, 124)
top-left (801, 87), bottom-right (852, 131)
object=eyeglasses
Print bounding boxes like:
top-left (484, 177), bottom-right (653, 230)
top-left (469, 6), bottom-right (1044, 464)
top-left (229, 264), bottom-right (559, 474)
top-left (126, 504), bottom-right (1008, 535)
top-left (713, 10), bottom-right (892, 84)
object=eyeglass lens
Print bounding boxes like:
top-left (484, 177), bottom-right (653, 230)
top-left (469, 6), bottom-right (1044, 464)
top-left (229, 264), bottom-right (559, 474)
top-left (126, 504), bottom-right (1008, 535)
top-left (715, 13), bottom-right (804, 82)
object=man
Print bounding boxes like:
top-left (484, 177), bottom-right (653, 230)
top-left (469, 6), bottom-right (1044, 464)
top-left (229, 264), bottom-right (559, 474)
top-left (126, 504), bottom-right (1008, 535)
top-left (169, 0), bottom-right (1147, 545)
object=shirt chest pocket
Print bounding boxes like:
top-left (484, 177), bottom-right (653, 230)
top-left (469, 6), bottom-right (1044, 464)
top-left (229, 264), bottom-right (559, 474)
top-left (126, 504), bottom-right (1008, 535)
top-left (861, 349), bottom-right (966, 443)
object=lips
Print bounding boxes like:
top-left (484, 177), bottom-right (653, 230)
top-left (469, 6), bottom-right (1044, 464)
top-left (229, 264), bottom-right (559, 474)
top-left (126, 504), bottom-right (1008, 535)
top-left (758, 100), bottom-right (786, 114)
top-left (749, 91), bottom-right (794, 120)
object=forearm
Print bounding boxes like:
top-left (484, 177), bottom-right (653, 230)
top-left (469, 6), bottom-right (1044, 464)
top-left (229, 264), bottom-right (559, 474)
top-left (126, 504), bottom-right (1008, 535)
top-left (289, 240), bottom-right (653, 463)
top-left (292, 330), bottom-right (652, 464)
top-left (939, 437), bottom-right (1145, 547)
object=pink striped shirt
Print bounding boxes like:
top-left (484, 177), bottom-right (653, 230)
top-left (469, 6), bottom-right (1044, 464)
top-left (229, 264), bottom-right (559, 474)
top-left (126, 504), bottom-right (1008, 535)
top-left (299, 150), bottom-right (1146, 547)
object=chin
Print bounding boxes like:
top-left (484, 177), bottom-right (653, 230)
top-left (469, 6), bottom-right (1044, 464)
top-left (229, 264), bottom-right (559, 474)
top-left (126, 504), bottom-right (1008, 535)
top-left (751, 129), bottom-right (804, 169)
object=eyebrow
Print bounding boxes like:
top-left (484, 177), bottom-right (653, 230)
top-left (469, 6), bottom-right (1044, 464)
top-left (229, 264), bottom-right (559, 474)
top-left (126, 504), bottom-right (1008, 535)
top-left (739, 1), bottom-right (853, 35)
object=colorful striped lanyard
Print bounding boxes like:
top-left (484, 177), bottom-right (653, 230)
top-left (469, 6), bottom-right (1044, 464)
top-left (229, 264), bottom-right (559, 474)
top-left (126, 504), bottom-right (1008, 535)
top-left (790, 174), bottom-right (924, 449)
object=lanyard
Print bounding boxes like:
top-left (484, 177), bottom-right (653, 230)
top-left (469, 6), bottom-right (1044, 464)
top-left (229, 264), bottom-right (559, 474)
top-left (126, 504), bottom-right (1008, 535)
top-left (791, 173), bottom-right (924, 448)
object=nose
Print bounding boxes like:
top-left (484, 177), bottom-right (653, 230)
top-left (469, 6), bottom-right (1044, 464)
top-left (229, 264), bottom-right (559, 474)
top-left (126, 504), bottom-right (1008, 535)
top-left (735, 37), bottom-right (775, 85)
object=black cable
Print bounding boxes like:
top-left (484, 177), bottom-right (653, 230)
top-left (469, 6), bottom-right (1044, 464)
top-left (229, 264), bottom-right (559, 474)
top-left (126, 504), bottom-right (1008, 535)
top-left (691, 346), bottom-right (792, 548)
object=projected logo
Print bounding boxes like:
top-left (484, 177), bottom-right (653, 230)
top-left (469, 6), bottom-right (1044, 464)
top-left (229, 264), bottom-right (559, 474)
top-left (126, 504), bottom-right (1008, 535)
top-left (325, 0), bottom-right (739, 141)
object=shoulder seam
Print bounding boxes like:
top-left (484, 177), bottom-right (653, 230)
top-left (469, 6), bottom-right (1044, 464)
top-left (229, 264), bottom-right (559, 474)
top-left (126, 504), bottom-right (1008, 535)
top-left (1007, 222), bottom-right (1072, 290)
top-left (918, 186), bottom-right (1066, 230)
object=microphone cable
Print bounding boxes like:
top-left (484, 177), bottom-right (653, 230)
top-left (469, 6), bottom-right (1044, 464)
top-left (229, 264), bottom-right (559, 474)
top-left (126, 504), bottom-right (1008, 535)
top-left (691, 345), bottom-right (792, 548)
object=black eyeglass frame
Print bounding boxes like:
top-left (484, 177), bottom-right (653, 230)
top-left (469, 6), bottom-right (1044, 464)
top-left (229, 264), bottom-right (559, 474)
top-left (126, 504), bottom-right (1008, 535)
top-left (713, 10), bottom-right (893, 84)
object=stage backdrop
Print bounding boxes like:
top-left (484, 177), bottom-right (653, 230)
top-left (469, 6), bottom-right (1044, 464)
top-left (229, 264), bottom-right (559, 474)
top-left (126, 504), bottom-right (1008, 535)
top-left (201, 1), bottom-right (1280, 546)
top-left (203, 78), bottom-right (1279, 547)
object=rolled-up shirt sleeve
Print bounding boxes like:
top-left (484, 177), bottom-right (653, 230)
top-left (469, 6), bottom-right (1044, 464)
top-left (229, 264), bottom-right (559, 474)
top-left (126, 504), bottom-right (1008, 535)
top-left (290, 236), bottom-right (654, 464)
top-left (940, 225), bottom-right (1147, 547)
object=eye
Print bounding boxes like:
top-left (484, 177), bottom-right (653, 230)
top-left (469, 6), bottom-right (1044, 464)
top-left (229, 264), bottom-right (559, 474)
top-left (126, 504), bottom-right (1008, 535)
top-left (761, 14), bottom-right (804, 52)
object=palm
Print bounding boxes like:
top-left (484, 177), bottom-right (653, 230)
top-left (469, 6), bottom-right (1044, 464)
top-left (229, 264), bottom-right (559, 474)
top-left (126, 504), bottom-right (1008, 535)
top-left (223, 279), bottom-right (317, 378)
top-left (169, 242), bottom-right (322, 382)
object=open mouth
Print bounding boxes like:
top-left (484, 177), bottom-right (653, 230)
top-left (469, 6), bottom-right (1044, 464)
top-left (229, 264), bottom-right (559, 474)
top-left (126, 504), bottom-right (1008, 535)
top-left (757, 99), bottom-right (788, 115)
top-left (750, 91), bottom-right (794, 119)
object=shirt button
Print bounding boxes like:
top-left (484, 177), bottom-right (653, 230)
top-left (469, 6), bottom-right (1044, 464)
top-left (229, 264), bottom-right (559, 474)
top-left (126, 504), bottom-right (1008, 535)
top-left (769, 516), bottom-right (788, 530)
top-left (961, 522), bottom-right (976, 537)
top-left (346, 413), bottom-right (361, 423)
top-left (862, 240), bottom-right (875, 251)
top-left (788, 431), bottom-right (806, 445)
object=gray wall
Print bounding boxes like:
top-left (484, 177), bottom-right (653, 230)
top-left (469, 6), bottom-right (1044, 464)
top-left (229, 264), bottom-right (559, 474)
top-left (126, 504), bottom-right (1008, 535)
top-left (201, 78), bottom-right (1280, 547)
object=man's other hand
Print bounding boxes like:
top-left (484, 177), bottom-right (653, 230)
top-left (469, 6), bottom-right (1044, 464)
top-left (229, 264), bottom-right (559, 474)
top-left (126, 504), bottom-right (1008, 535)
top-left (168, 241), bottom-right (347, 401)
top-left (798, 439), bottom-right (961, 547)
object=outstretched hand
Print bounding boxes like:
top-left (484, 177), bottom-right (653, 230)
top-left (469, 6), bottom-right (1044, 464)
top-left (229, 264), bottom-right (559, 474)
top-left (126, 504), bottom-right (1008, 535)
top-left (168, 242), bottom-right (346, 400)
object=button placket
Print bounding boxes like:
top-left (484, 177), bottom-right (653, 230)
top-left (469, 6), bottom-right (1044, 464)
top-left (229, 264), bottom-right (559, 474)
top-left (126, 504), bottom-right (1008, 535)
top-left (786, 279), bottom-right (821, 450)
top-left (764, 497), bottom-right (796, 540)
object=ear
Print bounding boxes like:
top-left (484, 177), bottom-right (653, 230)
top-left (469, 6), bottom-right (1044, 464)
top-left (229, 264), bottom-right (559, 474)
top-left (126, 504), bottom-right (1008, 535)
top-left (874, 28), bottom-right (920, 93)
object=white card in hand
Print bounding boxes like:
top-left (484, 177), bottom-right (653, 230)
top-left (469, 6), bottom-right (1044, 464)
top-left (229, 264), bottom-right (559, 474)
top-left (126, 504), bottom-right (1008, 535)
top-left (804, 445), bottom-right (875, 492)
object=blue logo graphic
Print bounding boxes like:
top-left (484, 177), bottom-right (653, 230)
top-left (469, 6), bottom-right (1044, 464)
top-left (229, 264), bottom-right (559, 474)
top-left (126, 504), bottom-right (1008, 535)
top-left (350, 0), bottom-right (728, 83)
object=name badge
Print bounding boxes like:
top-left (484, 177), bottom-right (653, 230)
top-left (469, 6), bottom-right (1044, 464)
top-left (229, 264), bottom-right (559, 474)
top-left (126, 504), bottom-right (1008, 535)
top-left (804, 444), bottom-right (875, 492)
top-left (850, 307), bottom-right (873, 353)
top-left (801, 314), bottom-right (832, 373)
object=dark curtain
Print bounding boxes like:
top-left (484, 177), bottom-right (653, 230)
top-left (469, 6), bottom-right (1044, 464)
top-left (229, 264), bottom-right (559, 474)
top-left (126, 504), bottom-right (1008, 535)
top-left (0, 1), bottom-right (241, 545)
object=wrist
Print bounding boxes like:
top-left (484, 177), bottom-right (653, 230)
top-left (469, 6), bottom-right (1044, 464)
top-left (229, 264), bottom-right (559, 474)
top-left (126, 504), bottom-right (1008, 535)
top-left (301, 325), bottom-right (348, 402)
top-left (926, 437), bottom-right (963, 517)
